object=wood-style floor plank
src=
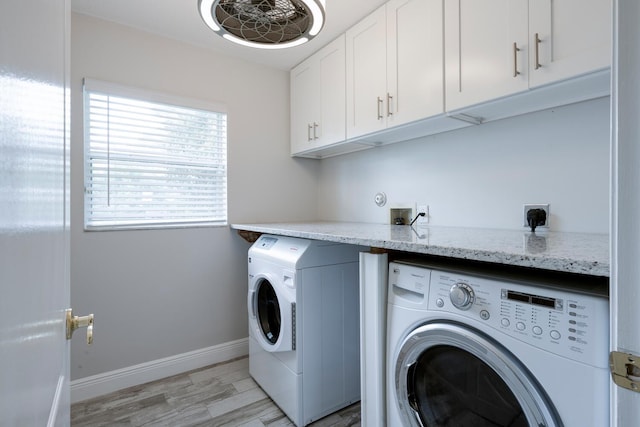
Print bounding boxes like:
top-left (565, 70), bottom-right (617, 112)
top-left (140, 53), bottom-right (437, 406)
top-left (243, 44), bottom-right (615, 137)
top-left (71, 357), bottom-right (361, 427)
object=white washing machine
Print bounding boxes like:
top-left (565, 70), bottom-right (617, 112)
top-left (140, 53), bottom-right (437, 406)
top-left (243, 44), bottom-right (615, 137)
top-left (387, 261), bottom-right (609, 427)
top-left (248, 235), bottom-right (363, 426)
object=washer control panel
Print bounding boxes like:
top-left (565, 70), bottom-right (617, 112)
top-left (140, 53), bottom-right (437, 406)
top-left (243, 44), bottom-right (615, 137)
top-left (390, 263), bottom-right (609, 368)
top-left (431, 269), bottom-right (608, 368)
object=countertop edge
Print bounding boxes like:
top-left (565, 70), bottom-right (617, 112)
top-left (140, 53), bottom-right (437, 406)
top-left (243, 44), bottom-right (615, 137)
top-left (230, 222), bottom-right (610, 277)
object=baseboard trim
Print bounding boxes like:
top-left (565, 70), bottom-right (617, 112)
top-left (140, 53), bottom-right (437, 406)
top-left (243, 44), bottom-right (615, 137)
top-left (70, 338), bottom-right (248, 403)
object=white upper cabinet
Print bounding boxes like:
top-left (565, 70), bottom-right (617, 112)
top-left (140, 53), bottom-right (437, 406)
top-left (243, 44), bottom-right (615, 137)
top-left (291, 59), bottom-right (317, 155)
top-left (388, 0), bottom-right (445, 127)
top-left (345, 6), bottom-right (388, 139)
top-left (445, 0), bottom-right (529, 111)
top-left (528, 0), bottom-right (611, 88)
top-left (290, 0), bottom-right (612, 158)
top-left (291, 35), bottom-right (346, 156)
top-left (346, 0), bottom-right (444, 140)
top-left (445, 0), bottom-right (611, 112)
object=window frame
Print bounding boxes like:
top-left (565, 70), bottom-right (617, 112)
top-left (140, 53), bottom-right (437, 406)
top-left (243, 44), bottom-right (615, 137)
top-left (82, 78), bottom-right (228, 231)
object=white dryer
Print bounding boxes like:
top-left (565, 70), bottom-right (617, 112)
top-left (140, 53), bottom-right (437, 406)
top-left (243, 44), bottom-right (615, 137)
top-left (248, 235), bottom-right (363, 426)
top-left (387, 261), bottom-right (609, 427)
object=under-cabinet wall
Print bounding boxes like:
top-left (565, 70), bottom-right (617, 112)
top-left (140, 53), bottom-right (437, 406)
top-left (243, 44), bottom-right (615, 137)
top-left (317, 97), bottom-right (610, 234)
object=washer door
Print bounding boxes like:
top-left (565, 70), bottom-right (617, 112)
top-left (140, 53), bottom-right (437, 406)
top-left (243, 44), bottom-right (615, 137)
top-left (248, 275), bottom-right (294, 352)
top-left (394, 321), bottom-right (562, 427)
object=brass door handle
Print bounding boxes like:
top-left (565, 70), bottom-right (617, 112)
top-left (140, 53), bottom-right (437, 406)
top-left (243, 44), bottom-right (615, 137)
top-left (66, 308), bottom-right (94, 345)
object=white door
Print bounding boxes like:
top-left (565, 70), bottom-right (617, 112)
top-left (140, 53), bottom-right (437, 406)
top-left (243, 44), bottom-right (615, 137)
top-left (528, 0), bottom-right (611, 88)
top-left (611, 0), bottom-right (640, 425)
top-left (346, 5), bottom-right (387, 139)
top-left (444, 0), bottom-right (529, 111)
top-left (0, 0), bottom-right (71, 425)
top-left (387, 0), bottom-right (444, 128)
top-left (317, 34), bottom-right (346, 147)
top-left (290, 58), bottom-right (318, 154)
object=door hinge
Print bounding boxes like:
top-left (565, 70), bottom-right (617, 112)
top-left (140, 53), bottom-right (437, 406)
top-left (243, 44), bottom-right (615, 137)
top-left (610, 351), bottom-right (640, 392)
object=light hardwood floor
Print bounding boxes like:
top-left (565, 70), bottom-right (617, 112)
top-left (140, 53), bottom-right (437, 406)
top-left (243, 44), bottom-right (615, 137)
top-left (71, 357), bottom-right (361, 427)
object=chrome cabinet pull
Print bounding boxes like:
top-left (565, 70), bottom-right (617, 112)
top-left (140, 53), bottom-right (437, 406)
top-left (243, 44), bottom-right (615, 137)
top-left (307, 123), bottom-right (313, 141)
top-left (534, 33), bottom-right (542, 70)
top-left (313, 122), bottom-right (319, 140)
top-left (513, 42), bottom-right (521, 77)
top-left (377, 97), bottom-right (383, 120)
top-left (387, 93), bottom-right (393, 117)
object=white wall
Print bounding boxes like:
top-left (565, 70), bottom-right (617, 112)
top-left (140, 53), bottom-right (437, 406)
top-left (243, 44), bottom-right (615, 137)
top-left (70, 13), bottom-right (319, 380)
top-left (318, 97), bottom-right (610, 233)
top-left (70, 10), bottom-right (610, 386)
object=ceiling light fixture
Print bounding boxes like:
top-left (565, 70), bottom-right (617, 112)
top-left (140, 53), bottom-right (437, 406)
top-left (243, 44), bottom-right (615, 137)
top-left (198, 0), bottom-right (326, 50)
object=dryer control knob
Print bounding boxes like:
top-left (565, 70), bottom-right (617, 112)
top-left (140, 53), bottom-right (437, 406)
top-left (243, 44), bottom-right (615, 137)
top-left (449, 283), bottom-right (475, 310)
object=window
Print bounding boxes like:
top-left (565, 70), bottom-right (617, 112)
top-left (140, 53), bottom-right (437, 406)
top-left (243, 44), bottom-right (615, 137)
top-left (83, 79), bottom-right (227, 230)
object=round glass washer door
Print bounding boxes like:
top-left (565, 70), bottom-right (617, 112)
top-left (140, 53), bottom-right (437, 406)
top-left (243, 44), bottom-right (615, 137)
top-left (249, 275), bottom-right (294, 352)
top-left (256, 278), bottom-right (281, 345)
top-left (394, 321), bottom-right (562, 427)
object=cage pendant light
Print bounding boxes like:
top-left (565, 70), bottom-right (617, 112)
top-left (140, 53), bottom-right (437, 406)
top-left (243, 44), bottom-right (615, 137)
top-left (198, 0), bottom-right (326, 49)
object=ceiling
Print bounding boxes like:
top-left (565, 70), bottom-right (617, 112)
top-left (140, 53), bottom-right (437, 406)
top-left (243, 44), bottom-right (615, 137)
top-left (70, 0), bottom-right (388, 70)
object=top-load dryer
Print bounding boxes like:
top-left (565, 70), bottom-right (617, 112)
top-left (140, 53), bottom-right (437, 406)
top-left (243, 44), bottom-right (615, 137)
top-left (247, 234), bottom-right (364, 426)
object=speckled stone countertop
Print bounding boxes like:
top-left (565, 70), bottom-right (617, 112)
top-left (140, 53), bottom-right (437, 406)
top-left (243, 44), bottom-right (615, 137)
top-left (231, 221), bottom-right (609, 277)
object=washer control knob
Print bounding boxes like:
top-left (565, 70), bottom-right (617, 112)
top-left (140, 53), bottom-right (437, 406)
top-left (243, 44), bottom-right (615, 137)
top-left (449, 283), bottom-right (475, 310)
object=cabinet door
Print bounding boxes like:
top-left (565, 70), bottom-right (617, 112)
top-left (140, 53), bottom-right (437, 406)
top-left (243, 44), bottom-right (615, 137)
top-left (445, 0), bottom-right (529, 111)
top-left (346, 6), bottom-right (387, 139)
top-left (387, 0), bottom-right (444, 127)
top-left (291, 58), bottom-right (319, 154)
top-left (318, 34), bottom-right (346, 147)
top-left (291, 36), bottom-right (346, 155)
top-left (528, 0), bottom-right (611, 88)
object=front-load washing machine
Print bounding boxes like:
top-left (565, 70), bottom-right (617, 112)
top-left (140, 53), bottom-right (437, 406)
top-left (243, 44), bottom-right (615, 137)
top-left (387, 261), bottom-right (609, 427)
top-left (248, 234), bottom-right (363, 426)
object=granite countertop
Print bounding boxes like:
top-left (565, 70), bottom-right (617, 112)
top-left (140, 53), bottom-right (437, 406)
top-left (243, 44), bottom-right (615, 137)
top-left (231, 221), bottom-right (609, 277)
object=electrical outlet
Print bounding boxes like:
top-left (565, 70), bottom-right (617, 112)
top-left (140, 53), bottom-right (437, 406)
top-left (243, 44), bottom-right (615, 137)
top-left (416, 204), bottom-right (429, 224)
top-left (523, 204), bottom-right (550, 229)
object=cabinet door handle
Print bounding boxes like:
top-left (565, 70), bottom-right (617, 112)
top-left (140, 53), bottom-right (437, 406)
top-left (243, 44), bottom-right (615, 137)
top-left (513, 42), bottom-right (521, 77)
top-left (377, 97), bottom-right (384, 120)
top-left (313, 122), bottom-right (319, 140)
top-left (534, 33), bottom-right (542, 70)
top-left (387, 93), bottom-right (393, 117)
top-left (307, 123), bottom-right (313, 141)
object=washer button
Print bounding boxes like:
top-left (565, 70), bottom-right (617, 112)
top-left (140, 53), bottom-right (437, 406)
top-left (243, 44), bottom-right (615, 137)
top-left (532, 326), bottom-right (543, 335)
top-left (516, 322), bottom-right (526, 331)
top-left (501, 318), bottom-right (510, 327)
top-left (480, 310), bottom-right (490, 320)
top-left (436, 298), bottom-right (445, 308)
top-left (550, 330), bottom-right (561, 340)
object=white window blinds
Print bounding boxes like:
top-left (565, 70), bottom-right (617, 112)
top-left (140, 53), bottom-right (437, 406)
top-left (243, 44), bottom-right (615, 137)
top-left (83, 79), bottom-right (227, 230)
